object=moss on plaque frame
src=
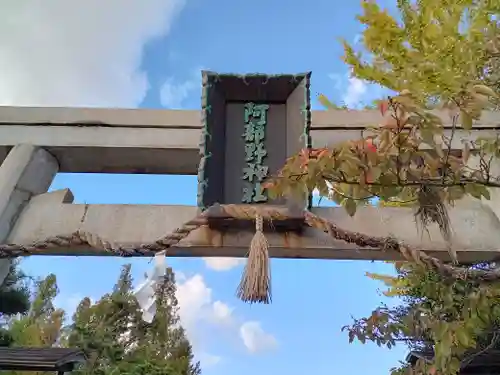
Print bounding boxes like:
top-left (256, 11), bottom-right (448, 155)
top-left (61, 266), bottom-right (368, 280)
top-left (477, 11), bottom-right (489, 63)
top-left (197, 72), bottom-right (213, 210)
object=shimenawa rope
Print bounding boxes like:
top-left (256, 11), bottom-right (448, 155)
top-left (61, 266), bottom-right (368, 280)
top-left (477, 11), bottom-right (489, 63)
top-left (236, 214), bottom-right (272, 304)
top-left (1, 204), bottom-right (499, 304)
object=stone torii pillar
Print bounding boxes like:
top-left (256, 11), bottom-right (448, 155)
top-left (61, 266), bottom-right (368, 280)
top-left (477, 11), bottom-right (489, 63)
top-left (0, 144), bottom-right (58, 282)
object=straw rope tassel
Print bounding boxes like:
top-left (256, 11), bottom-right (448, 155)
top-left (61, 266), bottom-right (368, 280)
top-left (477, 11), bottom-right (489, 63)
top-left (236, 214), bottom-right (272, 304)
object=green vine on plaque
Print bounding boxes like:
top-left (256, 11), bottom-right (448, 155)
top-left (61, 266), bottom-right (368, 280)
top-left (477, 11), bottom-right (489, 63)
top-left (241, 102), bottom-right (269, 203)
top-left (197, 72), bottom-right (215, 211)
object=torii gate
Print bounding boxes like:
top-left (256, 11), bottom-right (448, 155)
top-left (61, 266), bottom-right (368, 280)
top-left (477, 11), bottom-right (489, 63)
top-left (1, 72), bottom-right (500, 277)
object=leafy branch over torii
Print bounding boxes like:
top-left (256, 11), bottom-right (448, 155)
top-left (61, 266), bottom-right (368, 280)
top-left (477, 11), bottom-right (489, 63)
top-left (265, 2), bottom-right (500, 263)
top-left (265, 1), bottom-right (500, 374)
top-left (266, 87), bottom-right (498, 261)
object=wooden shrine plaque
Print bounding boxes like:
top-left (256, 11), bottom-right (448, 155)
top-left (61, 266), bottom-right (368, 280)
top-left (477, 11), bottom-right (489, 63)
top-left (197, 71), bottom-right (312, 230)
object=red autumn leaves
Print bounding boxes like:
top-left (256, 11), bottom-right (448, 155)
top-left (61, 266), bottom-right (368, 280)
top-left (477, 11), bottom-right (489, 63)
top-left (291, 139), bottom-right (379, 186)
top-left (350, 139), bottom-right (378, 183)
top-left (263, 98), bottom-right (406, 194)
top-left (378, 96), bottom-right (414, 129)
top-left (354, 138), bottom-right (377, 153)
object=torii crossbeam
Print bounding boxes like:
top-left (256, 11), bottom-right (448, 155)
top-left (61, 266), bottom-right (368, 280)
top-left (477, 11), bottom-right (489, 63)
top-left (1, 75), bottom-right (500, 263)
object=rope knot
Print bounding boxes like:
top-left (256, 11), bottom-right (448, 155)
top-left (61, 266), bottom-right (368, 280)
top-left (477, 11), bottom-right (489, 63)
top-left (255, 214), bottom-right (264, 232)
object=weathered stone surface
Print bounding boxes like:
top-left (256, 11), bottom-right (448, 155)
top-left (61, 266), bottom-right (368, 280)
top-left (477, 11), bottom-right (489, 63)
top-left (0, 145), bottom-right (58, 283)
top-left (0, 145), bottom-right (58, 241)
top-left (0, 106), bottom-right (498, 174)
top-left (1, 107), bottom-right (500, 262)
top-left (8, 189), bottom-right (500, 262)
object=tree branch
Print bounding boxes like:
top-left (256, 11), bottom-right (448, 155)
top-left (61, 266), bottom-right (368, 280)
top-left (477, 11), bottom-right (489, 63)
top-left (460, 331), bottom-right (500, 369)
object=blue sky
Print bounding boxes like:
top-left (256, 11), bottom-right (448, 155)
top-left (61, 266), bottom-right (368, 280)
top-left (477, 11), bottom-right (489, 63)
top-left (5, 0), bottom-right (410, 374)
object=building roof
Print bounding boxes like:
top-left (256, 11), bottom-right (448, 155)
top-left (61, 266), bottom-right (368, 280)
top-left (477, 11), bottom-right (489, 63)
top-left (0, 347), bottom-right (86, 372)
top-left (407, 349), bottom-right (500, 374)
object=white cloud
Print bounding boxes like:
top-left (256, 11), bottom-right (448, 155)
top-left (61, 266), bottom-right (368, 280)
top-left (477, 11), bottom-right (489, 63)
top-left (0, 0), bottom-right (186, 107)
top-left (203, 257), bottom-right (246, 271)
top-left (175, 274), bottom-right (279, 359)
top-left (325, 33), bottom-right (383, 110)
top-left (176, 274), bottom-right (213, 330)
top-left (160, 68), bottom-right (202, 108)
top-left (177, 283), bottom-right (279, 355)
top-left (174, 273), bottom-right (236, 367)
top-left (212, 300), bottom-right (234, 324)
top-left (327, 70), bottom-right (374, 109)
top-left (134, 269), bottom-right (235, 367)
top-left (175, 270), bottom-right (187, 283)
top-left (327, 73), bottom-right (345, 93)
top-left (176, 274), bottom-right (234, 329)
top-left (239, 321), bottom-right (278, 354)
top-left (342, 75), bottom-right (368, 108)
top-left (326, 71), bottom-right (368, 109)
top-left (199, 353), bottom-right (222, 367)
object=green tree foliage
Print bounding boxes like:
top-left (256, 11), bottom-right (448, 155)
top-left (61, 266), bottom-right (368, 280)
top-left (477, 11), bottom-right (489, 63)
top-left (130, 268), bottom-right (201, 375)
top-left (265, 1), bottom-right (500, 374)
top-left (5, 274), bottom-right (65, 375)
top-left (268, 0), bottom-right (500, 223)
top-left (8, 273), bottom-right (64, 348)
top-left (68, 264), bottom-right (201, 375)
top-left (67, 264), bottom-right (143, 373)
top-left (344, 264), bottom-right (500, 375)
top-left (0, 260), bottom-right (30, 347)
top-left (0, 264), bottom-right (199, 375)
top-left (317, 94), bottom-right (378, 109)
